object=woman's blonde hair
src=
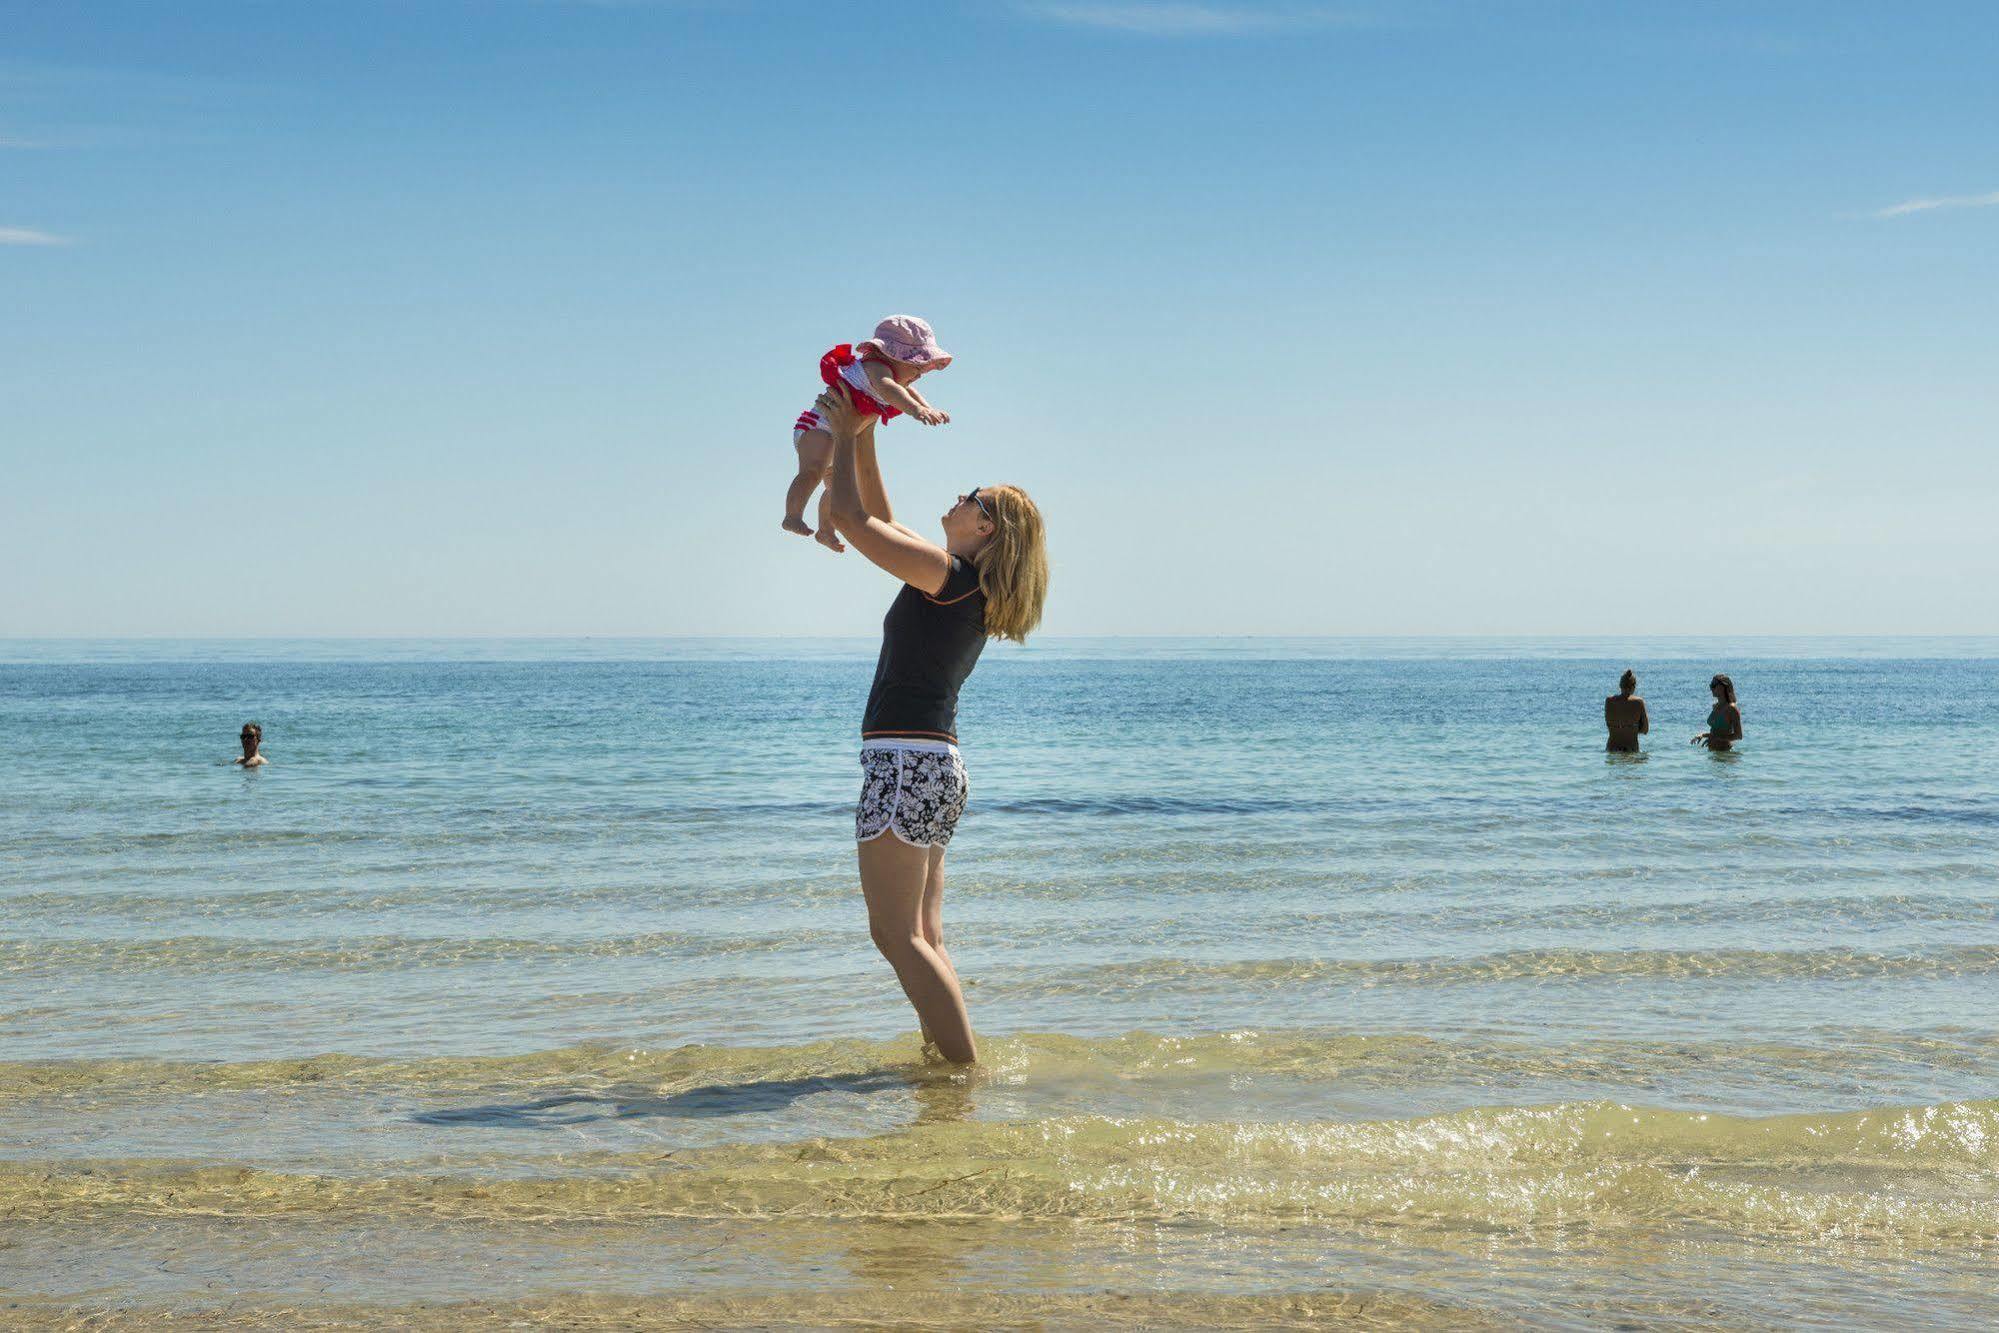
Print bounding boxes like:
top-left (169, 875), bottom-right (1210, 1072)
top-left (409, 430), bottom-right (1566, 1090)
top-left (972, 484), bottom-right (1048, 644)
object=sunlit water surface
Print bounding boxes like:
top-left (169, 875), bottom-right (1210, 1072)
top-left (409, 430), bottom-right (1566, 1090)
top-left (3, 638), bottom-right (1996, 1327)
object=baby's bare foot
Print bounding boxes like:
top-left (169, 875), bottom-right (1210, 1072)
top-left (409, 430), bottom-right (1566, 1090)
top-left (782, 514), bottom-right (814, 537)
top-left (815, 527), bottom-right (847, 554)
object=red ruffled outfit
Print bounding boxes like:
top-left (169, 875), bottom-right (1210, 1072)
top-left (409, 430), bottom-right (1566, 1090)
top-left (793, 343), bottom-right (901, 437)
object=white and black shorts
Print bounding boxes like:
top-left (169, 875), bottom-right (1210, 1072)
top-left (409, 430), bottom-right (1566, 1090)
top-left (856, 741), bottom-right (970, 848)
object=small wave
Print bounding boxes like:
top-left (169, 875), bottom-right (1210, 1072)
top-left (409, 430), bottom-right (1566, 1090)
top-left (10, 934), bottom-right (1991, 985)
top-left (1779, 803), bottom-right (1999, 827)
top-left (0, 1289), bottom-right (1495, 1331)
top-left (7, 1029), bottom-right (1999, 1103)
top-left (1013, 945), bottom-right (1999, 992)
top-left (0, 1034), bottom-right (922, 1101)
top-left (987, 794), bottom-right (1336, 816)
top-left (4, 1099), bottom-right (1995, 1240)
top-left (0, 929), bottom-right (820, 977)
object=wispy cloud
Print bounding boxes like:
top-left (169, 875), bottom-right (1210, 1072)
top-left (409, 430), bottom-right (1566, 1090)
top-left (1875, 190), bottom-right (1999, 219)
top-left (1020, 2), bottom-right (1353, 36)
top-left (0, 227), bottom-right (71, 246)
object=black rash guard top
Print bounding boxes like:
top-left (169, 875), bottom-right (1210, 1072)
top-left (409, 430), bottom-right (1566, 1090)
top-left (861, 555), bottom-right (988, 744)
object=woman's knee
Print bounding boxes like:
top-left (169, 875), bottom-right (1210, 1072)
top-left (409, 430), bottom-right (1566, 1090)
top-left (868, 916), bottom-right (923, 959)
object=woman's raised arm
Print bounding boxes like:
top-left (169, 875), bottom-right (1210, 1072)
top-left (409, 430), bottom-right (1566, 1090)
top-left (855, 427), bottom-right (893, 524)
top-left (818, 390), bottom-right (953, 595)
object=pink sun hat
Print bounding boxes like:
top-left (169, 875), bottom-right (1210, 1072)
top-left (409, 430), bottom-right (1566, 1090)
top-left (859, 314), bottom-right (953, 370)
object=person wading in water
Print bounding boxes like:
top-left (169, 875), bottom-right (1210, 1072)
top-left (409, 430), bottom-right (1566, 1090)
top-left (1605, 670), bottom-right (1649, 753)
top-left (814, 386), bottom-right (1049, 1065)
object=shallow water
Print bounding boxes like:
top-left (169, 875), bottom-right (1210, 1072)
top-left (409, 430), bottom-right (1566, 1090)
top-left (3, 638), bottom-right (1996, 1327)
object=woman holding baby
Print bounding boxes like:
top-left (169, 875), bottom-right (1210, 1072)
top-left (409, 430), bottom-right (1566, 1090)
top-left (812, 383), bottom-right (1048, 1066)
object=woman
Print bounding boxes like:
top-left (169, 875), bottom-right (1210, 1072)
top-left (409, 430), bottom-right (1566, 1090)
top-left (1692, 674), bottom-right (1743, 751)
top-left (815, 386), bottom-right (1049, 1065)
top-left (1604, 670), bottom-right (1648, 753)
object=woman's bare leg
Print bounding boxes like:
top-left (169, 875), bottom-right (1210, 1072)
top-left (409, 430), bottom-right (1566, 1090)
top-left (920, 843), bottom-right (965, 995)
top-left (859, 831), bottom-right (977, 1064)
top-left (915, 844), bottom-right (963, 1053)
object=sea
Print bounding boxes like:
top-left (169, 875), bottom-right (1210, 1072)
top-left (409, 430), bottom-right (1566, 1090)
top-left (2, 637), bottom-right (1996, 1328)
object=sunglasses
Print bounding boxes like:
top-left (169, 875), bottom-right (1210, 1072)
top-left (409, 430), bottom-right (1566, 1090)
top-left (964, 487), bottom-right (993, 521)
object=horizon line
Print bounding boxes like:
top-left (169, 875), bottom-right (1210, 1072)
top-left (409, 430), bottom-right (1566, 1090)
top-left (5, 633), bottom-right (1997, 643)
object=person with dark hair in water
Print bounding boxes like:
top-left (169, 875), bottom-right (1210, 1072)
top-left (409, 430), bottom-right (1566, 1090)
top-left (1693, 675), bottom-right (1743, 751)
top-left (1604, 670), bottom-right (1649, 753)
top-left (232, 722), bottom-right (269, 768)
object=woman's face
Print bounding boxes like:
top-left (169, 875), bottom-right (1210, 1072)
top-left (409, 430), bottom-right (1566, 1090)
top-left (941, 487), bottom-right (995, 547)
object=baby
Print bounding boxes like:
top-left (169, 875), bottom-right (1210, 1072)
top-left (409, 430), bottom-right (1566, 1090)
top-left (784, 315), bottom-right (952, 552)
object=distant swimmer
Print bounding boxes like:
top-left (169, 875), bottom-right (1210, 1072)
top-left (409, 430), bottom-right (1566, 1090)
top-left (1604, 670), bottom-right (1649, 752)
top-left (232, 722), bottom-right (269, 768)
top-left (1693, 675), bottom-right (1743, 751)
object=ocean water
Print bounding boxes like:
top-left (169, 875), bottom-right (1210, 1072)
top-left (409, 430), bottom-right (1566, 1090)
top-left (3, 637), bottom-right (1997, 1328)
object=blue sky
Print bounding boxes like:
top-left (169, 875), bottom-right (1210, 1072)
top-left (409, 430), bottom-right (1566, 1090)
top-left (4, 0), bottom-right (1994, 636)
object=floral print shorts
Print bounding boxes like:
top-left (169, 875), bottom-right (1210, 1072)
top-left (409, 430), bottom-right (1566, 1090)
top-left (856, 744), bottom-right (970, 848)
